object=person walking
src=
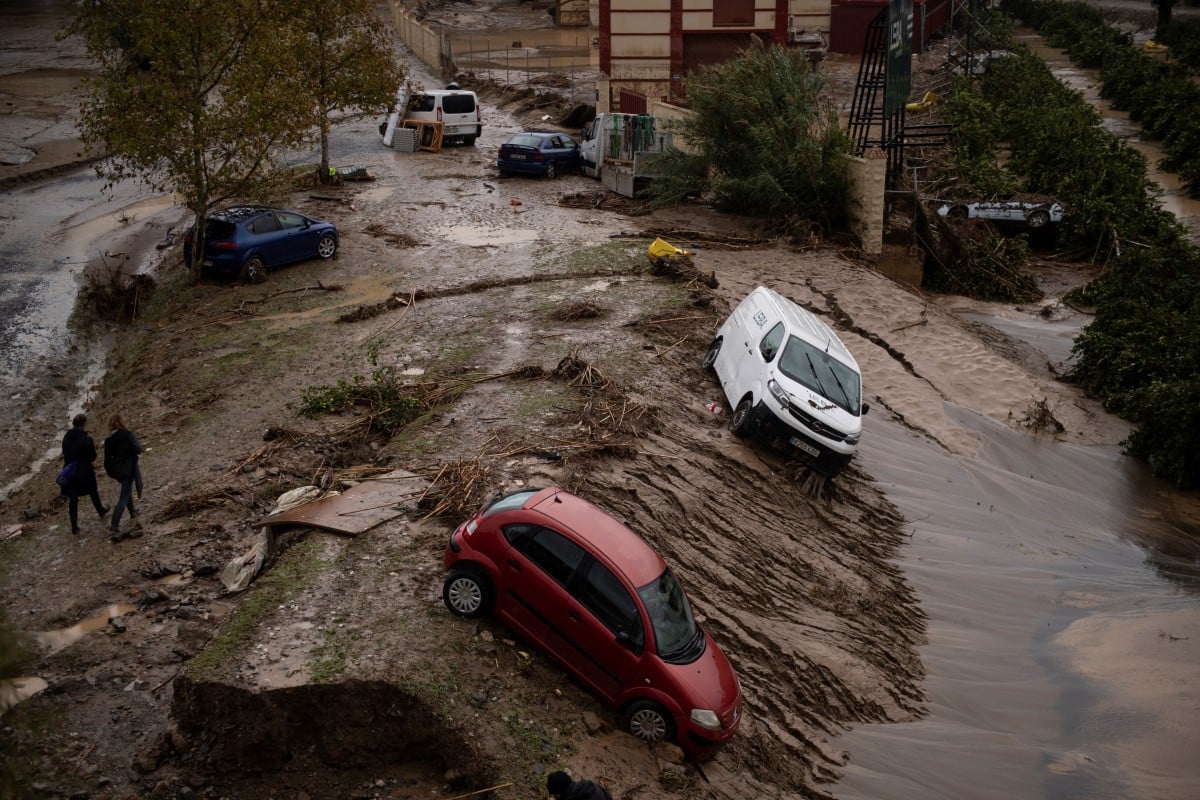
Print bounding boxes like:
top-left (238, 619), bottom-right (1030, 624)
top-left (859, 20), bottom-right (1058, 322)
top-left (546, 771), bottom-right (612, 800)
top-left (103, 412), bottom-right (142, 540)
top-left (60, 414), bottom-right (108, 535)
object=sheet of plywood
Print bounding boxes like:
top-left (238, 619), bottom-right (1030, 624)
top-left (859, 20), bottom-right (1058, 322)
top-left (263, 469), bottom-right (430, 535)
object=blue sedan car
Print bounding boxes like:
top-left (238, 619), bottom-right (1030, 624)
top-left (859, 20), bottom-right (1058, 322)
top-left (183, 206), bottom-right (339, 281)
top-left (497, 132), bottom-right (581, 178)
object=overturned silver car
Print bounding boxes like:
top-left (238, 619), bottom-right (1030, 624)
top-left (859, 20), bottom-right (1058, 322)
top-left (937, 198), bottom-right (1065, 228)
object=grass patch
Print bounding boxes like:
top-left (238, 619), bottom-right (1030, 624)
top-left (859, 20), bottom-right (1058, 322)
top-left (308, 627), bottom-right (352, 683)
top-left (539, 240), bottom-right (643, 274)
top-left (187, 536), bottom-right (326, 678)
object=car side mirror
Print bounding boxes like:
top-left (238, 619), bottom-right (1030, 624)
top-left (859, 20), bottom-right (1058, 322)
top-left (862, 402), bottom-right (870, 415)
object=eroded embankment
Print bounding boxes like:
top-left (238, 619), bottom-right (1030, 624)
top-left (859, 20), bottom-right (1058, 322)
top-left (563, 362), bottom-right (927, 791)
top-left (172, 677), bottom-right (495, 792)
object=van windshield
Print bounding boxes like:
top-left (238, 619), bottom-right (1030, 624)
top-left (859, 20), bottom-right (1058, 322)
top-left (779, 336), bottom-right (862, 414)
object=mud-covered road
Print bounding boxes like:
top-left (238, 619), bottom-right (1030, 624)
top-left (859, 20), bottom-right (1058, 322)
top-left (2, 3), bottom-right (1199, 800)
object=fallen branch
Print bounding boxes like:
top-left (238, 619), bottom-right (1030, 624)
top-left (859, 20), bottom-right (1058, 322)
top-left (242, 281), bottom-right (343, 305)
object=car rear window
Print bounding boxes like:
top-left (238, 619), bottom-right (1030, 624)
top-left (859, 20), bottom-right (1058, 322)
top-left (205, 220), bottom-right (236, 240)
top-left (441, 94), bottom-right (475, 114)
top-left (506, 134), bottom-right (542, 148)
top-left (482, 489), bottom-right (540, 517)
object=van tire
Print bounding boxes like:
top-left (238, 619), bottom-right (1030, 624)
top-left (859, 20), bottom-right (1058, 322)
top-left (730, 398), bottom-right (754, 438)
top-left (463, 135), bottom-right (477, 146)
top-left (702, 339), bottom-right (721, 371)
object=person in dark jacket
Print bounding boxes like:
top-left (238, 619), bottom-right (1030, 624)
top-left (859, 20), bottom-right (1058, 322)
top-left (60, 414), bottom-right (108, 534)
top-left (103, 412), bottom-right (142, 539)
top-left (546, 771), bottom-right (612, 800)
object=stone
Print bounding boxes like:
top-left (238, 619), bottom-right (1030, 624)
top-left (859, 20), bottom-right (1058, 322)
top-left (582, 711), bottom-right (605, 734)
top-left (652, 740), bottom-right (686, 763)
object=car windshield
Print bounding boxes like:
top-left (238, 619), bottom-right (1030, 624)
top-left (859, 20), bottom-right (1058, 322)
top-left (637, 568), bottom-right (702, 661)
top-left (778, 335), bottom-right (861, 414)
top-left (481, 489), bottom-right (539, 517)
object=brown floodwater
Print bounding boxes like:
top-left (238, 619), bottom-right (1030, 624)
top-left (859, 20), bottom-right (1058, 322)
top-left (834, 317), bottom-right (1200, 798)
top-left (34, 603), bottom-right (138, 655)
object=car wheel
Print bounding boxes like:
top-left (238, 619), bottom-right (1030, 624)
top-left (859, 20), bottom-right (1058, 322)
top-left (499, 168), bottom-right (512, 177)
top-left (545, 163), bottom-right (557, 179)
top-left (947, 204), bottom-right (968, 220)
top-left (702, 339), bottom-right (721, 371)
top-left (442, 568), bottom-right (494, 618)
top-left (241, 255), bottom-right (267, 283)
top-left (623, 700), bottom-right (674, 745)
top-left (463, 135), bottom-right (477, 146)
top-left (317, 234), bottom-right (337, 260)
top-left (1027, 210), bottom-right (1050, 228)
top-left (730, 398), bottom-right (754, 438)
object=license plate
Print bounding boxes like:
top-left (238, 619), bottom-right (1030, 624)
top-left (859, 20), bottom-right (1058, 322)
top-left (202, 259), bottom-right (213, 267)
top-left (790, 436), bottom-right (820, 458)
top-left (510, 154), bottom-right (526, 160)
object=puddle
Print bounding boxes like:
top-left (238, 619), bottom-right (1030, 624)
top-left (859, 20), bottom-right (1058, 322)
top-left (431, 223), bottom-right (539, 247)
top-left (0, 676), bottom-right (48, 714)
top-left (34, 603), bottom-right (137, 655)
top-left (153, 573), bottom-right (190, 587)
top-left (448, 27), bottom-right (597, 75)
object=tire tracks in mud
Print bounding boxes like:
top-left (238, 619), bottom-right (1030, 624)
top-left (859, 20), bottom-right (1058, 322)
top-left (564, 355), bottom-right (927, 794)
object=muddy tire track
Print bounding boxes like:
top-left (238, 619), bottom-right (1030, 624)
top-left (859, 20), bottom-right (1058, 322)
top-left (561, 350), bottom-right (927, 794)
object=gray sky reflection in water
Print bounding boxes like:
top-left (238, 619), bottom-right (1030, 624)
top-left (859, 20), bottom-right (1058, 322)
top-left (834, 406), bottom-right (1200, 800)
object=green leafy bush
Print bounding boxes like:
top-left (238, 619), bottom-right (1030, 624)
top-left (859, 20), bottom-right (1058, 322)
top-left (648, 40), bottom-right (853, 231)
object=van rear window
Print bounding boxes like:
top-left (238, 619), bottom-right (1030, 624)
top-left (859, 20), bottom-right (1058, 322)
top-left (441, 94), bottom-right (476, 114)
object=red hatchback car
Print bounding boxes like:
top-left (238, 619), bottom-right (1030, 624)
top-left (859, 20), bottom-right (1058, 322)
top-left (442, 487), bottom-right (742, 760)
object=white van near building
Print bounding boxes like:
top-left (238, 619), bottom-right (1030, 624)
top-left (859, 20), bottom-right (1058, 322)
top-left (704, 286), bottom-right (867, 477)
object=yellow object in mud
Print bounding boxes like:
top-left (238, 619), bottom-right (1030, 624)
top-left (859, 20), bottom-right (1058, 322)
top-left (905, 90), bottom-right (937, 113)
top-left (648, 237), bottom-right (689, 262)
top-left (1144, 40), bottom-right (1169, 52)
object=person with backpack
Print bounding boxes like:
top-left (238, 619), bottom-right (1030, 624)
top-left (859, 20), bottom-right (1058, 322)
top-left (104, 412), bottom-right (143, 541)
top-left (60, 414), bottom-right (108, 535)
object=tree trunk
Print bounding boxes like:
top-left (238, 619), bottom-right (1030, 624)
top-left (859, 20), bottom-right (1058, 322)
top-left (320, 117), bottom-right (332, 184)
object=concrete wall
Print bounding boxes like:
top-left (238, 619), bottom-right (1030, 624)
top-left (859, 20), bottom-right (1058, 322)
top-left (847, 149), bottom-right (886, 255)
top-left (390, 1), bottom-right (449, 78)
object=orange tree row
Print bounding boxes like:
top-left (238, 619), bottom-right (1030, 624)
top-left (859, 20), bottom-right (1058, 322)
top-left (942, 9), bottom-right (1199, 487)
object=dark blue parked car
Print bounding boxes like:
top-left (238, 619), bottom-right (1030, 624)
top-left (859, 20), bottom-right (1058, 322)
top-left (183, 206), bottom-right (338, 281)
top-left (497, 132), bottom-right (581, 178)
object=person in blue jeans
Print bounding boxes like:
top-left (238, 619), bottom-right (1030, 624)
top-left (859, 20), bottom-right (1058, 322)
top-left (60, 414), bottom-right (109, 534)
top-left (103, 412), bottom-right (143, 541)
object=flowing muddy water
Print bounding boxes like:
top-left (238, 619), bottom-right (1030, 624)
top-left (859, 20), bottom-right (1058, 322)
top-left (835, 315), bottom-right (1200, 798)
top-left (832, 42), bottom-right (1200, 796)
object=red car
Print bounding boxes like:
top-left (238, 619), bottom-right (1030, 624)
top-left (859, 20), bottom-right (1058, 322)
top-left (442, 487), bottom-right (742, 760)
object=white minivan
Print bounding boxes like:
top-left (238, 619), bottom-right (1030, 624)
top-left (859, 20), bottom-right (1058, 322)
top-left (405, 88), bottom-right (482, 145)
top-left (704, 286), bottom-right (867, 476)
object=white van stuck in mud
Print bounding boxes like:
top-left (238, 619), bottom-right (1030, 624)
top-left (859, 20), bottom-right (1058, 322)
top-left (380, 86), bottom-right (481, 146)
top-left (704, 286), bottom-right (867, 477)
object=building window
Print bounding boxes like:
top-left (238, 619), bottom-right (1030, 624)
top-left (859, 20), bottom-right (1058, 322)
top-left (714, 0), bottom-right (754, 27)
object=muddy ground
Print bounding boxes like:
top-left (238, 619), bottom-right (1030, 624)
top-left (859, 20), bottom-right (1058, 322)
top-left (0, 3), bottom-right (1159, 800)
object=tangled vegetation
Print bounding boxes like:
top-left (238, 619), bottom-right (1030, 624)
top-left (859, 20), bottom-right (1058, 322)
top-left (647, 40), bottom-right (853, 232)
top-left (1003, 0), bottom-right (1200, 198)
top-left (948, 4), bottom-right (1199, 486)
